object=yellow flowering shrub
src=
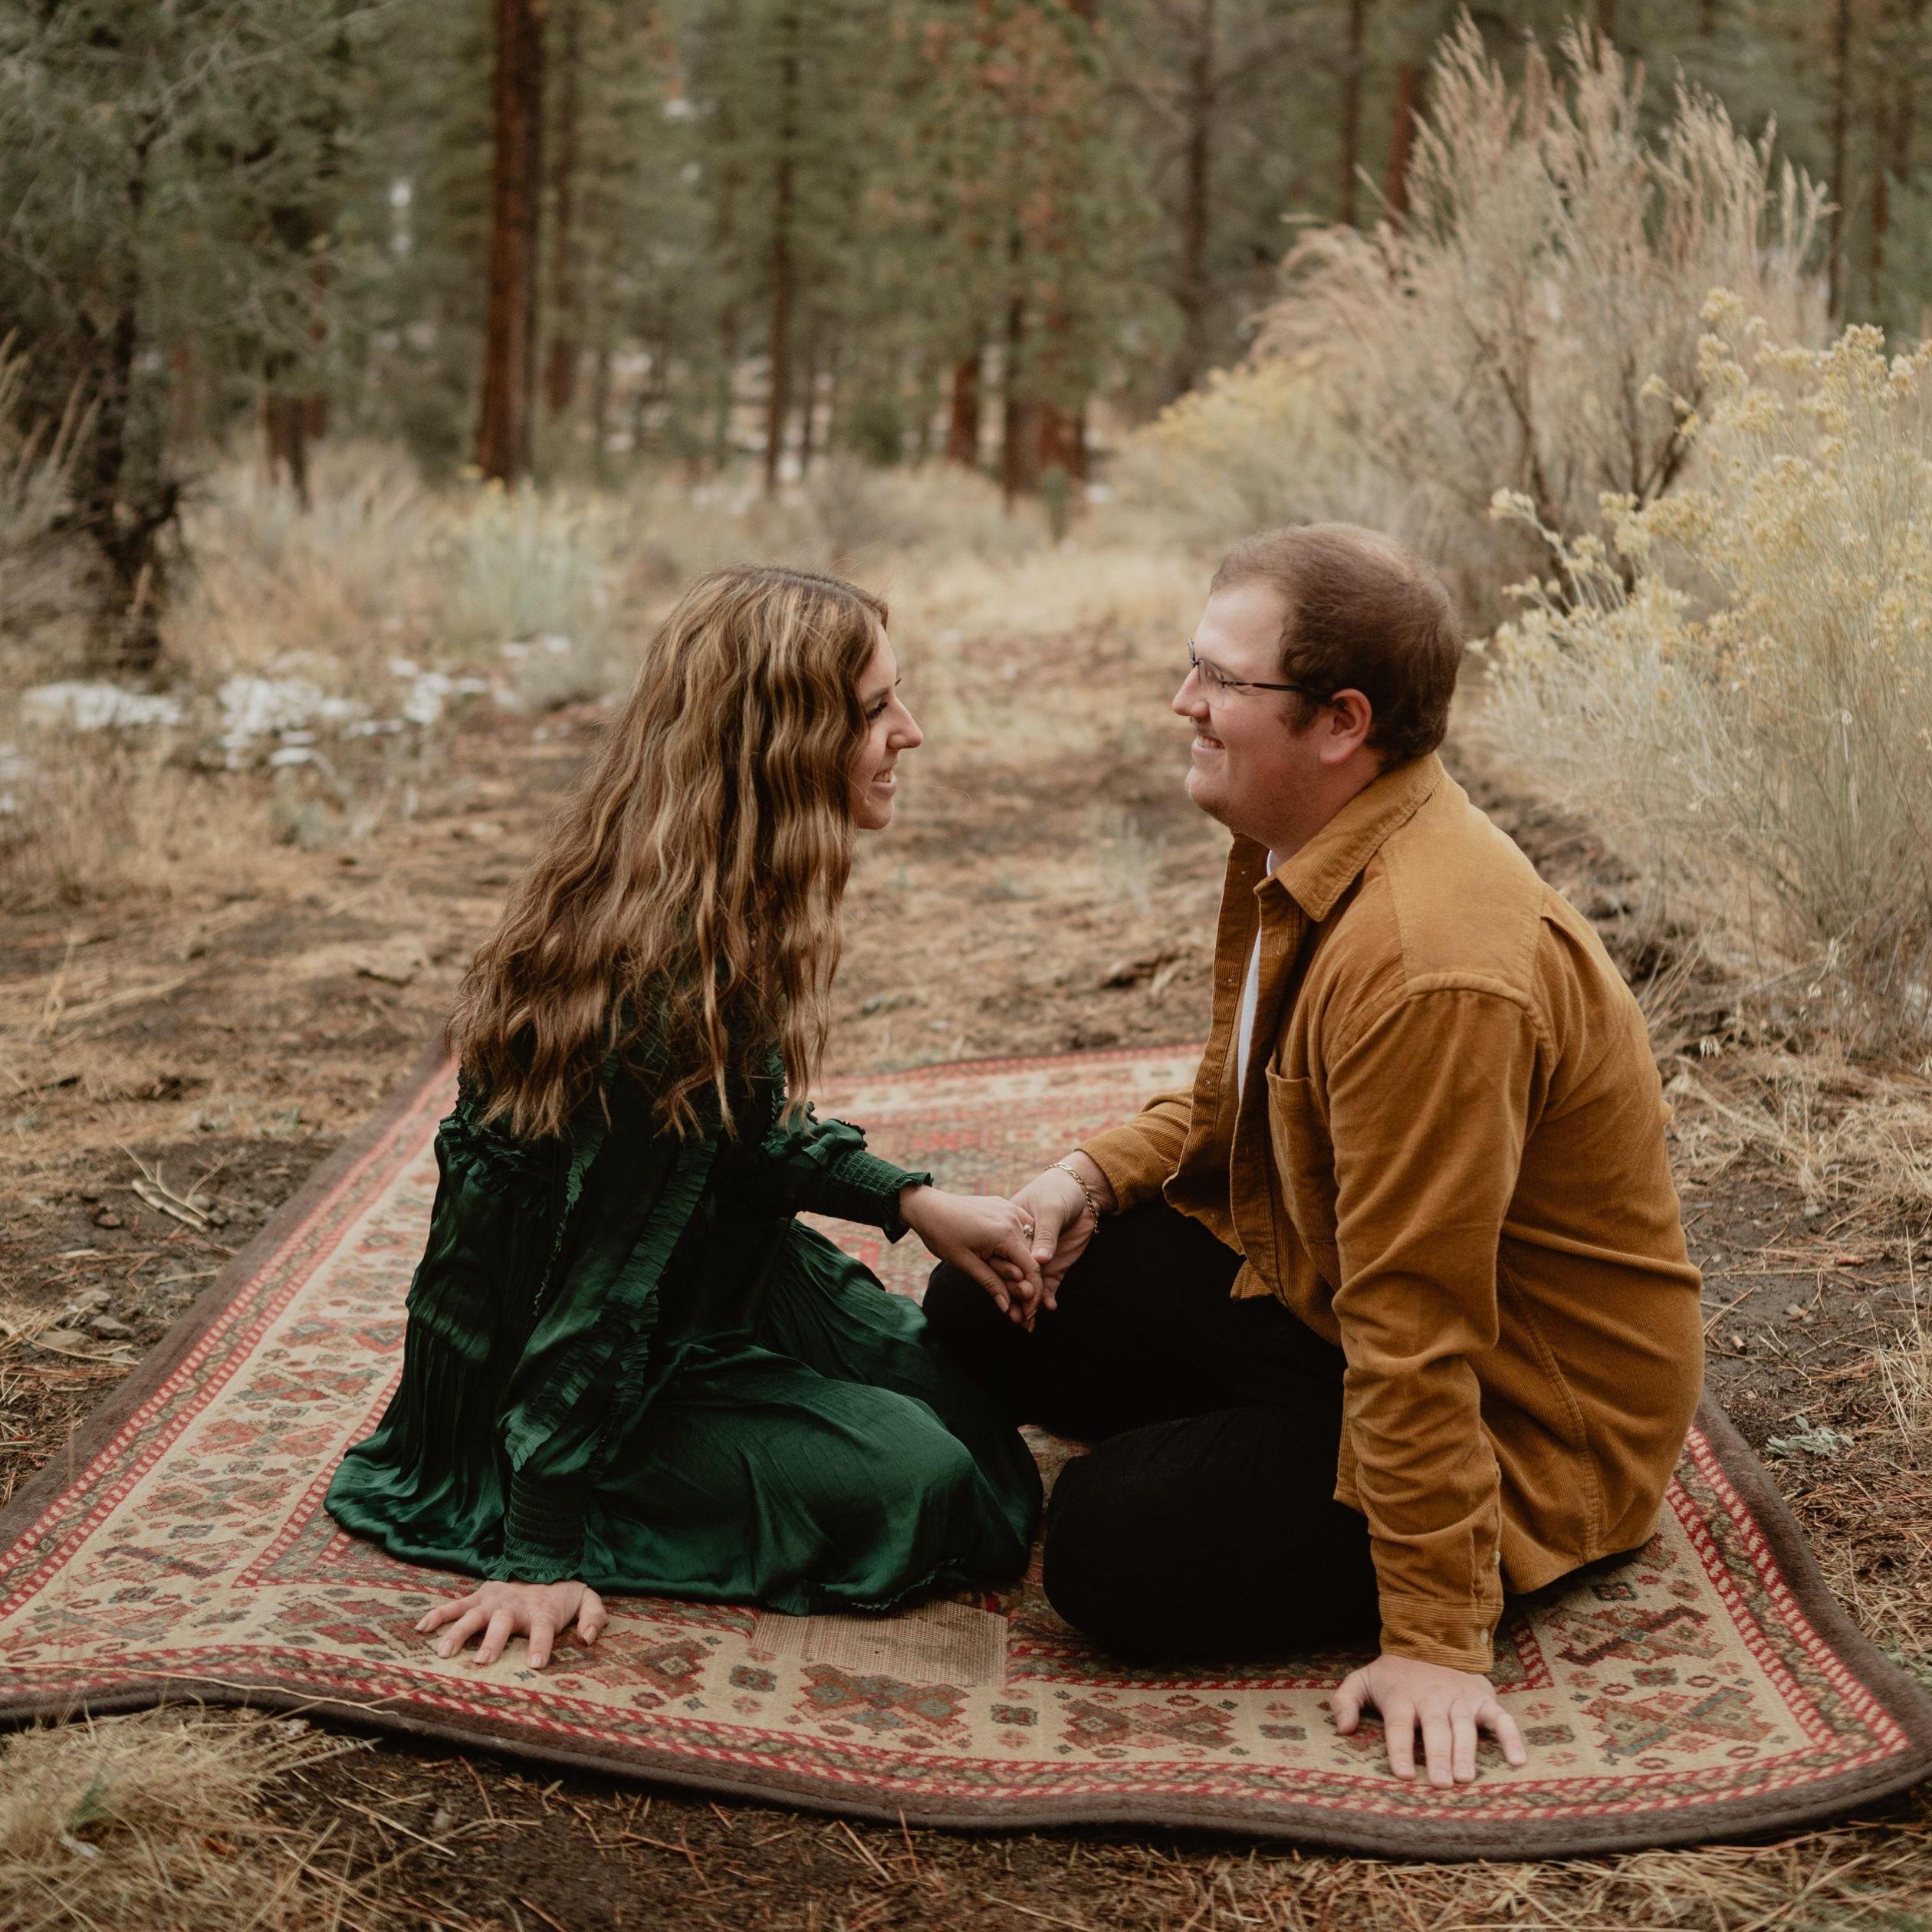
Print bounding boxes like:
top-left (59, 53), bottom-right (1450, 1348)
top-left (1483, 296), bottom-right (1932, 1044)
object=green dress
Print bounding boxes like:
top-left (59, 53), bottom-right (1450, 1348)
top-left (324, 1044), bottom-right (1041, 1613)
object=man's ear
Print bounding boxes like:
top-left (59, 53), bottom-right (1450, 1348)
top-left (1320, 688), bottom-right (1375, 765)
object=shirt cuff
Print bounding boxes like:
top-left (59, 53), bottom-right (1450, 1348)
top-left (1073, 1133), bottom-right (1165, 1216)
top-left (1375, 1590), bottom-right (1504, 1675)
top-left (813, 1148), bottom-right (932, 1240)
top-left (488, 1470), bottom-right (589, 1585)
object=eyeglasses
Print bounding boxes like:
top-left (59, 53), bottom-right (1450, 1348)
top-left (1185, 641), bottom-right (1332, 705)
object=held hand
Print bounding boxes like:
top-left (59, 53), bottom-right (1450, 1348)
top-left (1331, 1652), bottom-right (1528, 1788)
top-left (902, 1185), bottom-right (1045, 1319)
top-left (1010, 1158), bottom-right (1113, 1313)
top-left (416, 1579), bottom-right (608, 1669)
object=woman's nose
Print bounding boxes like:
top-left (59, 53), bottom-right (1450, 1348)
top-left (894, 707), bottom-right (924, 750)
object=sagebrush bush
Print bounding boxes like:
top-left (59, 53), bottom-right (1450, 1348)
top-left (1105, 360), bottom-right (1401, 550)
top-left (1250, 18), bottom-right (1828, 626)
top-left (1481, 297), bottom-right (1932, 1049)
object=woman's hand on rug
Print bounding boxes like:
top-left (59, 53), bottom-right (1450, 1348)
top-left (902, 1184), bottom-right (1046, 1320)
top-left (416, 1579), bottom-right (608, 1669)
top-left (1331, 1653), bottom-right (1527, 1789)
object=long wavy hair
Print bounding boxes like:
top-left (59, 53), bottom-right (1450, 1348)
top-left (449, 564), bottom-right (887, 1142)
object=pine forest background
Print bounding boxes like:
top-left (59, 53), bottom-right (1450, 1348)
top-left (4, 0), bottom-right (1927, 672)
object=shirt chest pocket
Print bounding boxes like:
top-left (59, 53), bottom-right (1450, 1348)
top-left (1263, 1067), bottom-right (1342, 1287)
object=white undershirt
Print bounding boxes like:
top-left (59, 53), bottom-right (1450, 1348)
top-left (1234, 852), bottom-right (1277, 1100)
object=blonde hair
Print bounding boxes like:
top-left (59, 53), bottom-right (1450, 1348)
top-left (450, 564), bottom-right (887, 1142)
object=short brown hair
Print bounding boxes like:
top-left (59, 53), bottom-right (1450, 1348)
top-left (1210, 524), bottom-right (1462, 766)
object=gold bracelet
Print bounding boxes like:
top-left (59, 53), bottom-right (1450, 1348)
top-left (1049, 1157), bottom-right (1104, 1228)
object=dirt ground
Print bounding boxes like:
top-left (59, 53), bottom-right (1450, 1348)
top-left (2, 619), bottom-right (1929, 1928)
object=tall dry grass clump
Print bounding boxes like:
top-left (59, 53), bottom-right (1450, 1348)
top-left (1482, 297), bottom-right (1932, 1050)
top-left (0, 1707), bottom-right (369, 1929)
top-left (0, 340), bottom-right (94, 675)
top-left (1250, 16), bottom-right (1826, 623)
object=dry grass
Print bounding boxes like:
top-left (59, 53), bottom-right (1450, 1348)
top-left (1667, 1052), bottom-right (1932, 1234)
top-left (1482, 314), bottom-right (1932, 1055)
top-left (0, 1707), bottom-right (373, 1930)
top-left (1, 449), bottom-right (1191, 916)
top-left (1125, 1816), bottom-right (1932, 1930)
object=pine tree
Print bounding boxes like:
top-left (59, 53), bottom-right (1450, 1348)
top-left (0, 0), bottom-right (365, 666)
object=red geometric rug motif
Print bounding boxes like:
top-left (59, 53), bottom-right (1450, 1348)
top-left (1, 1041), bottom-right (1928, 1857)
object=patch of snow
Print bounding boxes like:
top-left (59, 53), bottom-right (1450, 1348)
top-left (400, 671), bottom-right (453, 727)
top-left (20, 682), bottom-right (186, 731)
top-left (216, 675), bottom-right (370, 767)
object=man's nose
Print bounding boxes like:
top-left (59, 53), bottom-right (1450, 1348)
top-left (1173, 669), bottom-right (1208, 719)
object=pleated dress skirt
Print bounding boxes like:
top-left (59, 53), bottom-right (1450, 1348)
top-left (583, 1219), bottom-right (1041, 1614)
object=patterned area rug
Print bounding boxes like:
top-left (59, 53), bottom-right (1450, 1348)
top-left (2, 1042), bottom-right (1929, 1858)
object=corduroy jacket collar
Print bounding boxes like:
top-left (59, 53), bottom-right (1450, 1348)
top-left (1265, 751), bottom-right (1445, 923)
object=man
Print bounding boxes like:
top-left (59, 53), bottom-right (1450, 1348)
top-left (924, 524), bottom-right (1704, 1790)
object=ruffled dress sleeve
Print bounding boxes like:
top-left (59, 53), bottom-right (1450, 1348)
top-left (739, 1062), bottom-right (932, 1239)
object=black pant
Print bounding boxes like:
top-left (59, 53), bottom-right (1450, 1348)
top-left (923, 1200), bottom-right (1378, 1662)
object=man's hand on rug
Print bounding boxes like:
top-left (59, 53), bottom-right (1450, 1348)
top-left (416, 1579), bottom-right (608, 1669)
top-left (1331, 1653), bottom-right (1527, 1789)
top-left (902, 1184), bottom-right (1045, 1319)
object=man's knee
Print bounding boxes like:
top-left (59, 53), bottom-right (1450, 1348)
top-left (1041, 1449), bottom-right (1156, 1654)
top-left (920, 1262), bottom-right (997, 1349)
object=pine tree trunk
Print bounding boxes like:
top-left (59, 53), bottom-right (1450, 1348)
top-left (946, 353), bottom-right (981, 466)
top-left (1001, 268), bottom-right (1037, 506)
top-left (85, 115), bottom-right (173, 673)
top-left (763, 7), bottom-right (802, 496)
top-left (1168, 0), bottom-right (1217, 400)
top-left (263, 393), bottom-right (311, 510)
top-left (301, 1), bottom-right (353, 452)
top-left (476, 0), bottom-right (549, 483)
top-left (1386, 61), bottom-right (1424, 221)
top-left (1027, 0), bottom-right (1096, 480)
top-left (1871, 87), bottom-right (1891, 309)
top-left (1827, 0), bottom-right (1852, 317)
top-left (1339, 0), bottom-right (1366, 227)
top-left (794, 314), bottom-right (819, 477)
top-left (167, 343), bottom-right (204, 452)
top-left (714, 310), bottom-right (741, 472)
top-left (1037, 401), bottom-right (1083, 478)
top-left (590, 339), bottom-right (611, 483)
top-left (544, 0), bottom-right (583, 419)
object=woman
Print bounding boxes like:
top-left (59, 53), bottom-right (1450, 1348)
top-left (326, 565), bottom-right (1043, 1669)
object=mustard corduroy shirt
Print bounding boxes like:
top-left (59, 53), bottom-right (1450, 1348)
top-left (1076, 753), bottom-right (1704, 1673)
